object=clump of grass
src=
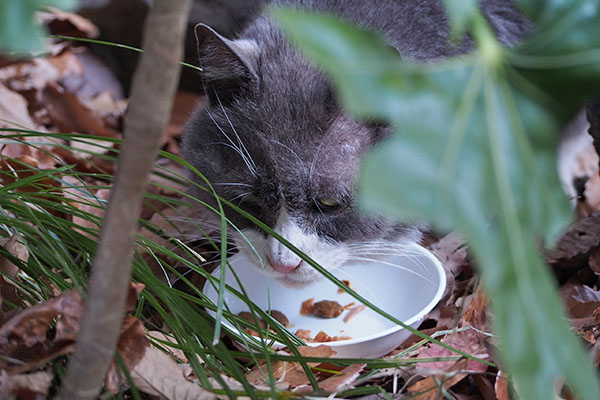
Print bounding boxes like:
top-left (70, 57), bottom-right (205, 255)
top-left (1, 131), bottom-right (423, 398)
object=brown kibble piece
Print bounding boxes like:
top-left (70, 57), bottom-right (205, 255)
top-left (300, 298), bottom-right (315, 315)
top-left (313, 330), bottom-right (333, 342)
top-left (313, 300), bottom-right (344, 318)
top-left (267, 309), bottom-right (289, 327)
top-left (295, 329), bottom-right (312, 341)
top-left (337, 280), bottom-right (351, 294)
top-left (343, 305), bottom-right (366, 323)
top-left (238, 311), bottom-right (265, 329)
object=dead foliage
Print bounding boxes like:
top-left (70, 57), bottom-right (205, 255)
top-left (1, 7), bottom-right (600, 400)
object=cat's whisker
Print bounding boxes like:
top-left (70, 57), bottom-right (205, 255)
top-left (176, 237), bottom-right (238, 247)
top-left (206, 139), bottom-right (257, 176)
top-left (212, 182), bottom-right (253, 188)
top-left (348, 247), bottom-right (433, 276)
top-left (333, 268), bottom-right (384, 308)
top-left (346, 256), bottom-right (435, 285)
top-left (230, 191), bottom-right (252, 203)
top-left (206, 107), bottom-right (258, 178)
top-left (215, 91), bottom-right (259, 174)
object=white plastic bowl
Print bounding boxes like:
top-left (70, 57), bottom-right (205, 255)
top-left (203, 242), bottom-right (446, 358)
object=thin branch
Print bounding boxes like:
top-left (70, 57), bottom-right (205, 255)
top-left (56, 0), bottom-right (192, 398)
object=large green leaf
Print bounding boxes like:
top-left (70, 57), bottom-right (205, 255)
top-left (0, 0), bottom-right (76, 53)
top-left (272, 7), bottom-right (600, 400)
top-left (510, 0), bottom-right (600, 115)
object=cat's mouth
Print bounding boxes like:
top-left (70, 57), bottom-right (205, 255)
top-left (233, 227), bottom-right (349, 286)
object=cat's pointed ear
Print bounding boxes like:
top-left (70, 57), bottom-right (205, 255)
top-left (194, 23), bottom-right (259, 105)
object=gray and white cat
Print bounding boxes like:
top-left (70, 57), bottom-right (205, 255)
top-left (182, 0), bottom-right (530, 285)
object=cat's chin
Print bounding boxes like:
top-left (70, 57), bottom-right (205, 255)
top-left (271, 272), bottom-right (322, 288)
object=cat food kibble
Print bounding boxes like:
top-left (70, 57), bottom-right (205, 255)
top-left (313, 330), bottom-right (333, 342)
top-left (267, 309), bottom-right (289, 327)
top-left (238, 311), bottom-right (265, 328)
top-left (300, 298), bottom-right (315, 315)
top-left (337, 280), bottom-right (352, 294)
top-left (313, 300), bottom-right (344, 318)
top-left (312, 331), bottom-right (353, 343)
top-left (294, 329), bottom-right (312, 341)
top-left (343, 305), bottom-right (366, 323)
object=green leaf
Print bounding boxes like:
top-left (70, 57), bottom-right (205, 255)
top-left (510, 0), bottom-right (600, 115)
top-left (272, 7), bottom-right (600, 400)
top-left (0, 0), bottom-right (76, 53)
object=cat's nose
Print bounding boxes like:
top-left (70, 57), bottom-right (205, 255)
top-left (267, 256), bottom-right (302, 273)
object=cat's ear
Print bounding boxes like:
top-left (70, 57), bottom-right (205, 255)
top-left (194, 23), bottom-right (259, 105)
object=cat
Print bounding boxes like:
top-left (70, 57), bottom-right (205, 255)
top-left (182, 0), bottom-right (531, 286)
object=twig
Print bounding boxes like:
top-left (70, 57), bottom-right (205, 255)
top-left (56, 0), bottom-right (192, 398)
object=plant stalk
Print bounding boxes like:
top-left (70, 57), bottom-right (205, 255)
top-left (56, 0), bottom-right (192, 398)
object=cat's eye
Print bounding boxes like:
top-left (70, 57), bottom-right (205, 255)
top-left (316, 198), bottom-right (340, 208)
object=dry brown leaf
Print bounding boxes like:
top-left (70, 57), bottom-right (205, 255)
top-left (561, 279), bottom-right (600, 321)
top-left (460, 290), bottom-right (489, 332)
top-left (0, 155), bottom-right (61, 192)
top-left (472, 374), bottom-right (496, 400)
top-left (415, 328), bottom-right (489, 374)
top-left (312, 363), bottom-right (365, 394)
top-left (125, 282), bottom-right (145, 312)
top-left (131, 346), bottom-right (216, 400)
top-left (46, 50), bottom-right (84, 79)
top-left (41, 81), bottom-right (121, 137)
top-left (149, 331), bottom-right (189, 363)
top-left (547, 212), bottom-right (600, 268)
top-left (246, 345), bottom-right (336, 389)
top-left (0, 289), bottom-right (82, 346)
top-left (68, 187), bottom-right (110, 236)
top-left (0, 282), bottom-right (143, 374)
top-left (0, 370), bottom-right (53, 398)
top-left (428, 232), bottom-right (468, 278)
top-left (81, 91), bottom-right (126, 116)
top-left (409, 290), bottom-right (490, 398)
top-left (106, 315), bottom-right (151, 393)
top-left (589, 248), bottom-right (600, 275)
top-left (69, 137), bottom-right (114, 160)
top-left (52, 146), bottom-right (115, 176)
top-left (0, 235), bottom-right (29, 307)
top-left (0, 83), bottom-right (34, 128)
top-left (407, 358), bottom-right (473, 399)
top-left (0, 289), bottom-right (83, 373)
top-left (0, 155), bottom-right (64, 217)
top-left (38, 7), bottom-right (100, 38)
top-left (0, 59), bottom-right (59, 95)
top-left (495, 370), bottom-right (511, 400)
top-left (428, 232), bottom-right (472, 307)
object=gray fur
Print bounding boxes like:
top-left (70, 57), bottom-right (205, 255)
top-left (182, 0), bottom-right (530, 247)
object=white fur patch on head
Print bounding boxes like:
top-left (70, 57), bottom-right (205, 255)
top-left (233, 209), bottom-right (350, 286)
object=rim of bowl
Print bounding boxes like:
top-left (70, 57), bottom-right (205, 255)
top-left (311, 242), bottom-right (446, 347)
top-left (207, 242), bottom-right (447, 348)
